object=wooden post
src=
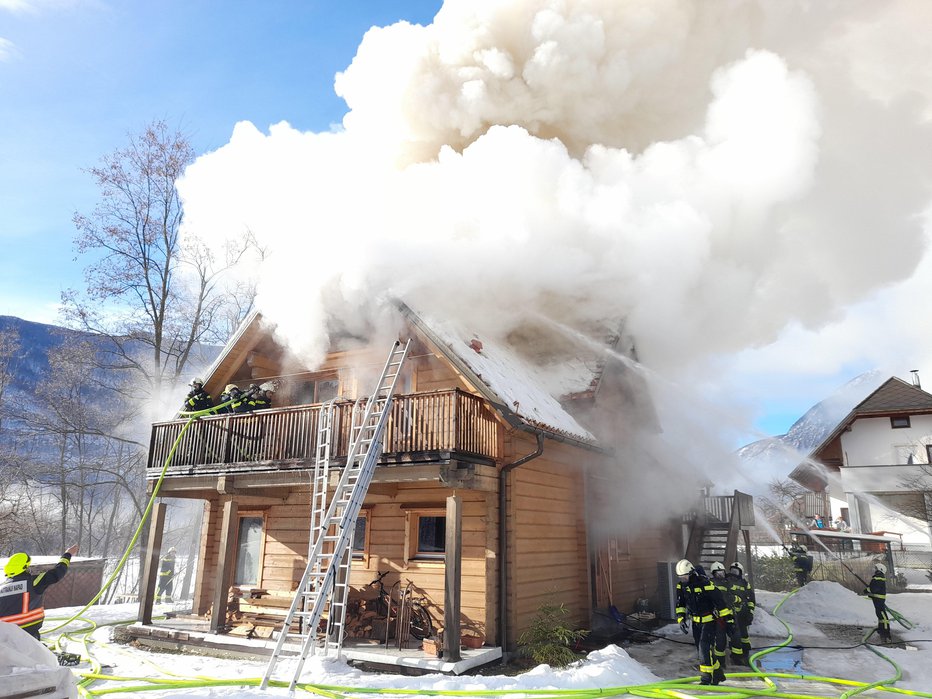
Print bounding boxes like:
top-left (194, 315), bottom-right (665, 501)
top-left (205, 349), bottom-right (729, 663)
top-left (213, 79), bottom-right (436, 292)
top-left (138, 500), bottom-right (166, 625)
top-left (443, 493), bottom-right (462, 662)
top-left (210, 497), bottom-right (239, 634)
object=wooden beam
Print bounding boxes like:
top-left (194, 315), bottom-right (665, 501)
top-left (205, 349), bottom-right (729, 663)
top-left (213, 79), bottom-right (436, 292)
top-left (138, 501), bottom-right (166, 625)
top-left (443, 494), bottom-right (462, 662)
top-left (217, 476), bottom-right (290, 503)
top-left (210, 498), bottom-right (239, 634)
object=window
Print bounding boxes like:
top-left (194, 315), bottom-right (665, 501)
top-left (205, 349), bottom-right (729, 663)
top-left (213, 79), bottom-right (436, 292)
top-left (417, 516), bottom-right (446, 557)
top-left (294, 376), bottom-right (340, 405)
top-left (404, 508), bottom-right (446, 562)
top-left (891, 416), bottom-right (911, 429)
top-left (234, 515), bottom-right (264, 586)
top-left (351, 510), bottom-right (370, 562)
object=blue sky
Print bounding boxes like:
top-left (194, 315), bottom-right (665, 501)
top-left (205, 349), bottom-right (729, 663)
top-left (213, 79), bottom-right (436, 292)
top-left (0, 0), bottom-right (441, 323)
top-left (3, 1), bottom-right (931, 443)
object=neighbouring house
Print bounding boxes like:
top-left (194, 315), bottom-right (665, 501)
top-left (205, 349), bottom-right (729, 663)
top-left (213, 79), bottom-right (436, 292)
top-left (132, 303), bottom-right (752, 666)
top-left (789, 375), bottom-right (932, 547)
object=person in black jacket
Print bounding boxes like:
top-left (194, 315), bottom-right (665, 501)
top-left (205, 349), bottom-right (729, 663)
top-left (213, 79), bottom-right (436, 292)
top-left (787, 544), bottom-right (813, 586)
top-left (217, 384), bottom-right (243, 414)
top-left (675, 559), bottom-right (735, 686)
top-left (0, 545), bottom-right (79, 639)
top-left (865, 563), bottom-right (892, 641)
top-left (181, 378), bottom-right (213, 413)
top-left (158, 547), bottom-right (177, 603)
top-left (727, 561), bottom-right (755, 665)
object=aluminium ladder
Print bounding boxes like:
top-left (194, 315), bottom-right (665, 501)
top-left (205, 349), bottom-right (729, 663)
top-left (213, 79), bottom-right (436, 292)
top-left (261, 339), bottom-right (411, 691)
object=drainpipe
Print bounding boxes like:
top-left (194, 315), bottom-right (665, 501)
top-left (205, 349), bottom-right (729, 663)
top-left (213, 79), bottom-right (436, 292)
top-left (498, 432), bottom-right (544, 656)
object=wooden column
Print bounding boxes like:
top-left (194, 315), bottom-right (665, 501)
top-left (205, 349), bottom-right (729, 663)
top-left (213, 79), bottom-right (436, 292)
top-left (443, 493), bottom-right (462, 662)
top-left (210, 497), bottom-right (239, 634)
top-left (193, 500), bottom-right (218, 615)
top-left (138, 500), bottom-right (167, 625)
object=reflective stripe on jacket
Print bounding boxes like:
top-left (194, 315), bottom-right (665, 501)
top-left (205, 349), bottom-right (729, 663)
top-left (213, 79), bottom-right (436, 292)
top-left (0, 554), bottom-right (71, 630)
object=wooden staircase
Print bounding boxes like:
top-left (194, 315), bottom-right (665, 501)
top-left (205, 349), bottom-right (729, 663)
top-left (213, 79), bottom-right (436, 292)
top-left (685, 490), bottom-right (755, 583)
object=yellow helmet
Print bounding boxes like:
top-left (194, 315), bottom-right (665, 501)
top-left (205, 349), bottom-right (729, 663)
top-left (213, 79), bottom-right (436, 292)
top-left (4, 552), bottom-right (30, 577)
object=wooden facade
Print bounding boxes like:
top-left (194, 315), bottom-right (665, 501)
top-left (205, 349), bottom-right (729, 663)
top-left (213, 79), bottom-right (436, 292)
top-left (142, 313), bottom-right (672, 652)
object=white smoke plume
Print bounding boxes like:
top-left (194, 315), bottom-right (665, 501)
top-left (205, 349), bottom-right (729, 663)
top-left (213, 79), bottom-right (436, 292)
top-left (178, 0), bottom-right (932, 498)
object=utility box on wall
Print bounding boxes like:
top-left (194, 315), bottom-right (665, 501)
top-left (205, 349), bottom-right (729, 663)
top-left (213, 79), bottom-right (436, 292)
top-left (656, 561), bottom-right (678, 621)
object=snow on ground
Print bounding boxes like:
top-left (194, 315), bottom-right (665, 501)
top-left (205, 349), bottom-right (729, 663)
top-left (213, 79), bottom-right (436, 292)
top-left (6, 585), bottom-right (932, 698)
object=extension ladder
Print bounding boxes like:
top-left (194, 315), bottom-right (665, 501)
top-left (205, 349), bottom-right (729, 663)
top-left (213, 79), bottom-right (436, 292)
top-left (261, 339), bottom-right (411, 691)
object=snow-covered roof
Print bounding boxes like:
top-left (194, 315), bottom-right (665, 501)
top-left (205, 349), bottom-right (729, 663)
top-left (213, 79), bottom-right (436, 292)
top-left (398, 304), bottom-right (628, 447)
top-left (408, 311), bottom-right (599, 444)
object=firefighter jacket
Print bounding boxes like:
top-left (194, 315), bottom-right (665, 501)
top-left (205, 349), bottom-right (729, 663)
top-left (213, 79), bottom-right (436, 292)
top-left (789, 548), bottom-right (813, 573)
top-left (710, 574), bottom-right (739, 611)
top-left (726, 572), bottom-right (755, 621)
top-left (183, 387), bottom-right (213, 412)
top-left (865, 571), bottom-right (886, 601)
top-left (0, 552), bottom-right (72, 632)
top-left (159, 552), bottom-right (176, 579)
top-left (676, 570), bottom-right (734, 625)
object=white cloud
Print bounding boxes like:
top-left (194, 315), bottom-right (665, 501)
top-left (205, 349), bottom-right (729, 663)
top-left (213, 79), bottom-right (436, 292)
top-left (0, 37), bottom-right (18, 61)
top-left (178, 0), bottom-right (932, 467)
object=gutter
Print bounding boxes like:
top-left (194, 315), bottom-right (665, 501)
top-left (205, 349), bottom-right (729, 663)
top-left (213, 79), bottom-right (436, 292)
top-left (498, 432), bottom-right (544, 654)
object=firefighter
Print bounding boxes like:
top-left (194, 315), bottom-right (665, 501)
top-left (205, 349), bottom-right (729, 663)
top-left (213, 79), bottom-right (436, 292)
top-left (252, 384), bottom-right (273, 410)
top-left (217, 384), bottom-right (243, 413)
top-left (0, 544), bottom-right (79, 639)
top-left (675, 559), bottom-right (734, 686)
top-left (158, 547), bottom-right (177, 603)
top-left (181, 378), bottom-right (213, 413)
top-left (787, 544), bottom-right (812, 586)
top-left (865, 562), bottom-right (892, 641)
top-left (708, 562), bottom-right (734, 670)
top-left (728, 561), bottom-right (755, 665)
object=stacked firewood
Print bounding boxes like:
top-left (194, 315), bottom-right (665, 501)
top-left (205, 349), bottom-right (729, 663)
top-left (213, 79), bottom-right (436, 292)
top-left (343, 598), bottom-right (388, 639)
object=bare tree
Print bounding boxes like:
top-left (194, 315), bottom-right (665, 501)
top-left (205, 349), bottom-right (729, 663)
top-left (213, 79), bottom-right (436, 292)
top-left (66, 119), bottom-right (254, 406)
top-left (0, 327), bottom-right (20, 438)
top-left (754, 478), bottom-right (809, 544)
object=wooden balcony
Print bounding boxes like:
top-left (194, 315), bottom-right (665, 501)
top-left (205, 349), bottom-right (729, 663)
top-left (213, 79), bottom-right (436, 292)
top-left (147, 389), bottom-right (501, 476)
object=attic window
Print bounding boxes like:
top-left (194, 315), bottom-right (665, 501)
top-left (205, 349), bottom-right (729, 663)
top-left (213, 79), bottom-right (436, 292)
top-left (890, 416), bottom-right (911, 429)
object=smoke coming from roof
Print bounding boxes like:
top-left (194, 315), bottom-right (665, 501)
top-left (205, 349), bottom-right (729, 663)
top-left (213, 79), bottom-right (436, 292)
top-left (177, 1), bottom-right (932, 501)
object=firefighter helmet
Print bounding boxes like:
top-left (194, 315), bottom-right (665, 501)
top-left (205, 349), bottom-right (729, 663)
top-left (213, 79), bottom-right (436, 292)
top-left (710, 561), bottom-right (726, 574)
top-left (730, 561), bottom-right (744, 576)
top-left (675, 559), bottom-right (694, 576)
top-left (4, 552), bottom-right (31, 577)
top-left (875, 563), bottom-right (886, 575)
top-left (190, 378), bottom-right (204, 387)
top-left (224, 384), bottom-right (238, 393)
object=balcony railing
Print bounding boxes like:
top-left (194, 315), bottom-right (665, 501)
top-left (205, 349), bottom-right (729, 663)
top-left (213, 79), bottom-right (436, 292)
top-left (148, 389), bottom-right (501, 473)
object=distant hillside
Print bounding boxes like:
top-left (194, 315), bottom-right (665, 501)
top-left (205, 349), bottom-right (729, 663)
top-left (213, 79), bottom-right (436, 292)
top-left (0, 316), bottom-right (95, 397)
top-left (0, 315), bottom-right (219, 412)
top-left (738, 370), bottom-right (886, 474)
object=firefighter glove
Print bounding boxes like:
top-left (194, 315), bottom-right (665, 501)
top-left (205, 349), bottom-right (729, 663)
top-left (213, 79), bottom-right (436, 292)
top-left (679, 619), bottom-right (689, 634)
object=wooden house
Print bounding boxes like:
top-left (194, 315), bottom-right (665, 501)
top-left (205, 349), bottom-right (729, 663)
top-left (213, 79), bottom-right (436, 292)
top-left (136, 305), bottom-right (696, 660)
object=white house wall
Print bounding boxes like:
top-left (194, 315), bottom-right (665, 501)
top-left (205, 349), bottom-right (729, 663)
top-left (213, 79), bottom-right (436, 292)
top-left (836, 415), bottom-right (932, 547)
top-left (839, 464), bottom-right (929, 493)
top-left (840, 415), bottom-right (932, 465)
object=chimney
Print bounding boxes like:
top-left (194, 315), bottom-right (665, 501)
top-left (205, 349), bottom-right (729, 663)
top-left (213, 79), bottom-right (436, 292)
top-left (910, 369), bottom-right (921, 389)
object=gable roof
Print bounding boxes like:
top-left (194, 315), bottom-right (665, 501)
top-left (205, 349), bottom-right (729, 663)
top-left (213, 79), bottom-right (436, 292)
top-left (852, 377), bottom-right (932, 415)
top-left (400, 306), bottom-right (601, 447)
top-left (200, 306), bottom-right (622, 450)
